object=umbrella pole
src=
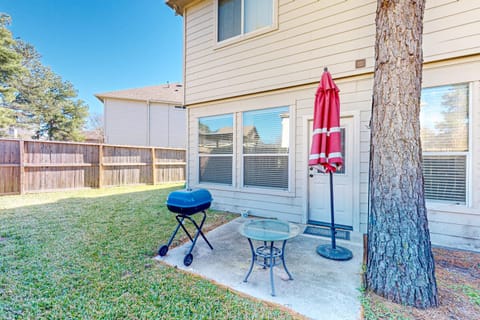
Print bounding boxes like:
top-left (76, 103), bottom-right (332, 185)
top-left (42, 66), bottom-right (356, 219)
top-left (329, 171), bottom-right (337, 249)
top-left (316, 170), bottom-right (353, 261)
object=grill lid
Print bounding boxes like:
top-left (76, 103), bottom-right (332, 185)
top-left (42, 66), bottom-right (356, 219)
top-left (166, 188), bottom-right (213, 208)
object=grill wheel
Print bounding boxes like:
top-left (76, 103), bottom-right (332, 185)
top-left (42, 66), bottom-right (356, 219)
top-left (158, 245), bottom-right (168, 256)
top-left (183, 254), bottom-right (193, 266)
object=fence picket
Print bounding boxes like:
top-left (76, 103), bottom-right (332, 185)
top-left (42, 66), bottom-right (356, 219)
top-left (0, 139), bottom-right (186, 195)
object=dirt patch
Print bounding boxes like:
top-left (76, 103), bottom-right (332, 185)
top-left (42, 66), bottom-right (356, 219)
top-left (364, 247), bottom-right (480, 320)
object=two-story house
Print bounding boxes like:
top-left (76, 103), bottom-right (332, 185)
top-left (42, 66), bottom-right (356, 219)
top-left (166, 0), bottom-right (480, 251)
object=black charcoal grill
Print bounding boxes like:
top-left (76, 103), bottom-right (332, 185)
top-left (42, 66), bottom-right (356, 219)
top-left (158, 188), bottom-right (213, 266)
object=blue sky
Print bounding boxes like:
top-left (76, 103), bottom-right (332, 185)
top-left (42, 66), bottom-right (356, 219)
top-left (1, 0), bottom-right (183, 118)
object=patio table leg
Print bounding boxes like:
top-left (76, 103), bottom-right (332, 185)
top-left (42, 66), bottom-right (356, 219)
top-left (263, 241), bottom-right (268, 269)
top-left (269, 241), bottom-right (276, 296)
top-left (281, 240), bottom-right (293, 280)
top-left (243, 238), bottom-right (256, 282)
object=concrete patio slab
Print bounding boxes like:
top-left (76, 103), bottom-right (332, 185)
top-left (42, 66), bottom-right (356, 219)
top-left (155, 218), bottom-right (363, 320)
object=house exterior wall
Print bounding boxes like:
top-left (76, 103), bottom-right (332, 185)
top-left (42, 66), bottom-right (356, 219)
top-left (183, 0), bottom-right (480, 105)
top-left (104, 99), bottom-right (148, 146)
top-left (104, 99), bottom-right (186, 148)
top-left (187, 57), bottom-right (480, 251)
top-left (149, 103), bottom-right (187, 148)
top-left (178, 0), bottom-right (480, 251)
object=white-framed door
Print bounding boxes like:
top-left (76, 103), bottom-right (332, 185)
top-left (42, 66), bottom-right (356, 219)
top-left (308, 116), bottom-right (355, 228)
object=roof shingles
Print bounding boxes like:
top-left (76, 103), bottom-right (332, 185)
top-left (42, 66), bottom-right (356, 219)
top-left (95, 83), bottom-right (183, 104)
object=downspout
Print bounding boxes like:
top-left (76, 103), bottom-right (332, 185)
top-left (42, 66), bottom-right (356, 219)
top-left (183, 6), bottom-right (189, 189)
top-left (167, 104), bottom-right (171, 147)
top-left (103, 99), bottom-right (108, 143)
top-left (147, 99), bottom-right (151, 146)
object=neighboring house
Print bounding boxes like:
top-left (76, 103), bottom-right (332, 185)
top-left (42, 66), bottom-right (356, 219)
top-left (82, 130), bottom-right (104, 144)
top-left (165, 0), bottom-right (480, 251)
top-left (95, 83), bottom-right (185, 148)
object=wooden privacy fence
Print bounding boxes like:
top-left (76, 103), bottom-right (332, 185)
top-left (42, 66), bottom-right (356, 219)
top-left (0, 139), bottom-right (186, 195)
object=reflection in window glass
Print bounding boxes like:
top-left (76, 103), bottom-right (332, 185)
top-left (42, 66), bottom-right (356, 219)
top-left (421, 84), bottom-right (468, 152)
top-left (244, 0), bottom-right (273, 34)
top-left (198, 114), bottom-right (233, 185)
top-left (199, 115), bottom-right (233, 154)
top-left (243, 106), bottom-right (289, 189)
top-left (218, 0), bottom-right (241, 42)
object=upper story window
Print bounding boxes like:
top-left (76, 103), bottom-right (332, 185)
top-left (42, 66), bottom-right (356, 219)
top-left (420, 83), bottom-right (470, 205)
top-left (218, 0), bottom-right (274, 42)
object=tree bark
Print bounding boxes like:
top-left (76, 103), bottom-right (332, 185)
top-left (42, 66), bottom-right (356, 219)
top-left (367, 0), bottom-right (438, 308)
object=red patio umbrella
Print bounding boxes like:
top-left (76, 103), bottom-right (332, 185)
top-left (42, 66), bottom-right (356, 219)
top-left (309, 68), bottom-right (352, 261)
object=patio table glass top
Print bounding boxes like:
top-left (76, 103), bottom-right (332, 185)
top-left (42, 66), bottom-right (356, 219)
top-left (238, 219), bottom-right (302, 242)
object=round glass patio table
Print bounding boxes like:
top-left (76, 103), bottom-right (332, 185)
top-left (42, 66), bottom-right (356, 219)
top-left (238, 219), bottom-right (302, 296)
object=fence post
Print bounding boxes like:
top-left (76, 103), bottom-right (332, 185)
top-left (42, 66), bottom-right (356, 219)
top-left (19, 140), bottom-right (25, 194)
top-left (98, 144), bottom-right (104, 188)
top-left (151, 147), bottom-right (156, 185)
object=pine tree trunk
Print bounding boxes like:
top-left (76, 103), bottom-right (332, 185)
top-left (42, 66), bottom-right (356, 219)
top-left (367, 0), bottom-right (438, 308)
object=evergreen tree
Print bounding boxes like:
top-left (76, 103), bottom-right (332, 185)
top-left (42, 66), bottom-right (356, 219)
top-left (1, 14), bottom-right (88, 141)
top-left (0, 14), bottom-right (25, 136)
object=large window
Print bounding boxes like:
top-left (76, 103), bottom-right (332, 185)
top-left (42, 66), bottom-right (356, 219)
top-left (218, 0), bottom-right (274, 42)
top-left (243, 106), bottom-right (289, 189)
top-left (420, 83), bottom-right (469, 204)
top-left (198, 114), bottom-right (233, 185)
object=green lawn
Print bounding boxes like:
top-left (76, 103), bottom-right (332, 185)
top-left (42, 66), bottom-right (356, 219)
top-left (0, 184), bottom-right (298, 319)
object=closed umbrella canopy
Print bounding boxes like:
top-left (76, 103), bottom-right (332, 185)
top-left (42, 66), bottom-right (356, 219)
top-left (309, 68), bottom-right (352, 261)
top-left (309, 70), bottom-right (343, 173)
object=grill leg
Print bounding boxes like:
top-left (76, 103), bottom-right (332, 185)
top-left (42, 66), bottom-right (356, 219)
top-left (185, 210), bottom-right (213, 256)
top-left (176, 215), bottom-right (195, 243)
top-left (189, 211), bottom-right (213, 250)
top-left (166, 216), bottom-right (186, 247)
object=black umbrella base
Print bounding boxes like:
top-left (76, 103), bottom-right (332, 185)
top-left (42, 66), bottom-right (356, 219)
top-left (316, 244), bottom-right (353, 261)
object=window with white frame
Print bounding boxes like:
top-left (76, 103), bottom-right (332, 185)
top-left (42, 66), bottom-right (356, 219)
top-left (217, 0), bottom-right (274, 42)
top-left (243, 106), bottom-right (289, 189)
top-left (198, 114), bottom-right (233, 185)
top-left (420, 83), bottom-right (469, 205)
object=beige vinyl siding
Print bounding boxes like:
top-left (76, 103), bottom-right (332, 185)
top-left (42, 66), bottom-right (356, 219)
top-left (186, 57), bottom-right (480, 251)
top-left (428, 209), bottom-right (480, 250)
top-left (188, 77), bottom-right (370, 226)
top-left (184, 0), bottom-right (480, 105)
top-left (423, 0), bottom-right (480, 61)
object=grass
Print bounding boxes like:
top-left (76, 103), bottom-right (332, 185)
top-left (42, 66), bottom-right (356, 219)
top-left (453, 284), bottom-right (480, 306)
top-left (0, 184), bottom-right (299, 319)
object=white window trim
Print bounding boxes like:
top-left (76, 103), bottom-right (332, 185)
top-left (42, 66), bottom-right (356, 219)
top-left (214, 0), bottom-right (279, 49)
top-left (422, 82), bottom-right (472, 208)
top-left (239, 105), bottom-right (294, 194)
top-left (197, 113), bottom-right (236, 187)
